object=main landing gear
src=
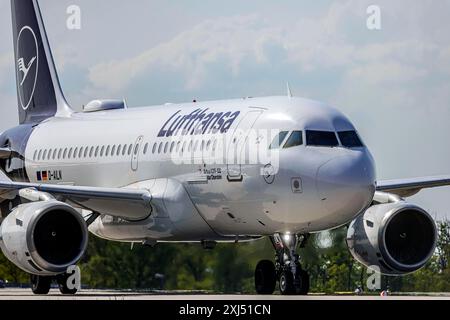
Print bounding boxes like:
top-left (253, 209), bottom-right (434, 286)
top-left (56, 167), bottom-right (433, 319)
top-left (255, 233), bottom-right (310, 295)
top-left (30, 273), bottom-right (78, 295)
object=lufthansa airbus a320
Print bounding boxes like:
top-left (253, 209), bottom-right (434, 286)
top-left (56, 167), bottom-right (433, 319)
top-left (1, 0), bottom-right (449, 295)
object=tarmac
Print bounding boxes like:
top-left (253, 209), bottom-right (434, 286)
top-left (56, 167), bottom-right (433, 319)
top-left (0, 288), bottom-right (450, 300)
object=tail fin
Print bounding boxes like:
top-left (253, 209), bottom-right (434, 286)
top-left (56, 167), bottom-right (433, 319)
top-left (11, 0), bottom-right (73, 124)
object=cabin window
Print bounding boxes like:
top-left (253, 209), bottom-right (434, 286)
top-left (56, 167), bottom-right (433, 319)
top-left (269, 131), bottom-right (289, 149)
top-left (68, 148), bottom-right (73, 159)
top-left (84, 147), bottom-right (89, 158)
top-left (100, 146), bottom-right (105, 157)
top-left (306, 130), bottom-right (339, 147)
top-left (170, 142), bottom-right (175, 153)
top-left (128, 144), bottom-right (133, 156)
top-left (33, 150), bottom-right (37, 161)
top-left (338, 131), bottom-right (364, 148)
top-left (105, 146), bottom-right (110, 157)
top-left (111, 145), bottom-right (116, 156)
top-left (176, 141), bottom-right (181, 153)
top-left (283, 131), bottom-right (303, 149)
top-left (143, 143), bottom-right (149, 155)
top-left (158, 142), bottom-right (163, 154)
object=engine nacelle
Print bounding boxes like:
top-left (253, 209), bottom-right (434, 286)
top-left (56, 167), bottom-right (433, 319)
top-left (0, 201), bottom-right (88, 275)
top-left (346, 202), bottom-right (437, 275)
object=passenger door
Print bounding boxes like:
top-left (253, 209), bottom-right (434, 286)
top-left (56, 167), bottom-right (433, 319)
top-left (226, 110), bottom-right (263, 180)
top-left (131, 136), bottom-right (144, 171)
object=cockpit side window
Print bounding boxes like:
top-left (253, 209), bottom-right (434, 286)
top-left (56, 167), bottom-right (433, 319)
top-left (283, 131), bottom-right (303, 148)
top-left (338, 131), bottom-right (364, 148)
top-left (269, 131), bottom-right (289, 149)
top-left (306, 130), bottom-right (339, 147)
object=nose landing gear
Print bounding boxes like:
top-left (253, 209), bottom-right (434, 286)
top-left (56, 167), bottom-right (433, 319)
top-left (254, 233), bottom-right (310, 295)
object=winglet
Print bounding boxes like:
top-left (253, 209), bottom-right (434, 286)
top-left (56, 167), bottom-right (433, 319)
top-left (286, 82), bottom-right (293, 98)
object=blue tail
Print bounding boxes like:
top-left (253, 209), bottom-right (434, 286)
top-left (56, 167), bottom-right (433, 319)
top-left (11, 0), bottom-right (73, 124)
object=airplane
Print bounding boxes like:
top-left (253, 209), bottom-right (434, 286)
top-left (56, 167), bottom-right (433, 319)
top-left (1, 0), bottom-right (450, 295)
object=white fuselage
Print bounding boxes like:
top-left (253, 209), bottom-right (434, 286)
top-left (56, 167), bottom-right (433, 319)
top-left (23, 96), bottom-right (376, 243)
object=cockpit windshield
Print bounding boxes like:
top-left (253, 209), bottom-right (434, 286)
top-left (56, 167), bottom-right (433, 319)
top-left (283, 131), bottom-right (303, 148)
top-left (270, 130), bottom-right (364, 149)
top-left (338, 131), bottom-right (364, 148)
top-left (269, 131), bottom-right (289, 149)
top-left (306, 130), bottom-right (339, 147)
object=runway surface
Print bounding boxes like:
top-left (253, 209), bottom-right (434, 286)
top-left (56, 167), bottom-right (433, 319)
top-left (1, 288), bottom-right (450, 300)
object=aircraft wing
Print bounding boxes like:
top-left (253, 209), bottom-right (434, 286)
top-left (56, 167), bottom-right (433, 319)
top-left (376, 175), bottom-right (450, 197)
top-left (0, 174), bottom-right (152, 221)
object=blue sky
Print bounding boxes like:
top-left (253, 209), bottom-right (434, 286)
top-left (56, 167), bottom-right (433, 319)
top-left (1, 0), bottom-right (450, 219)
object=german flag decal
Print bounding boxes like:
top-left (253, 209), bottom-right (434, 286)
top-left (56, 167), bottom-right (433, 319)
top-left (36, 170), bottom-right (62, 181)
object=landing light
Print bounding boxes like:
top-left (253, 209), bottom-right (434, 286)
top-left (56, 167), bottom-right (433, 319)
top-left (283, 234), bottom-right (292, 243)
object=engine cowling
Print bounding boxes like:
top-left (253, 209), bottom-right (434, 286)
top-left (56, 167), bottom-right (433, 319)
top-left (346, 202), bottom-right (437, 275)
top-left (0, 201), bottom-right (88, 275)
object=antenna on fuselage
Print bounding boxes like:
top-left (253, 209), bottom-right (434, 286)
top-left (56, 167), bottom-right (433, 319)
top-left (286, 82), bottom-right (293, 98)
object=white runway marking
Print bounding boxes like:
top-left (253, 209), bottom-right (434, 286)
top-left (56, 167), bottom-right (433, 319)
top-left (0, 289), bottom-right (449, 300)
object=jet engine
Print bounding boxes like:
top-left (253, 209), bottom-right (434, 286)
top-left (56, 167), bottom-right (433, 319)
top-left (346, 202), bottom-right (437, 275)
top-left (0, 200), bottom-right (88, 275)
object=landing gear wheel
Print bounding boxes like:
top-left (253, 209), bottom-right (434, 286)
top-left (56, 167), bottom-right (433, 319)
top-left (30, 275), bottom-right (51, 295)
top-left (57, 274), bottom-right (78, 295)
top-left (255, 260), bottom-right (276, 294)
top-left (297, 269), bottom-right (310, 295)
top-left (279, 270), bottom-right (295, 295)
top-left (291, 268), bottom-right (310, 295)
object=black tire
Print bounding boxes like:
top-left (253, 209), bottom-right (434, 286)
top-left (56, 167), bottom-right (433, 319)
top-left (57, 274), bottom-right (78, 295)
top-left (279, 270), bottom-right (295, 295)
top-left (255, 260), bottom-right (276, 294)
top-left (30, 275), bottom-right (51, 295)
top-left (298, 269), bottom-right (310, 295)
top-left (293, 269), bottom-right (310, 295)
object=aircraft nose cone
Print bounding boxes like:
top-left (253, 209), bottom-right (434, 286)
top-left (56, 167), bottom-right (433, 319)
top-left (316, 152), bottom-right (375, 219)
